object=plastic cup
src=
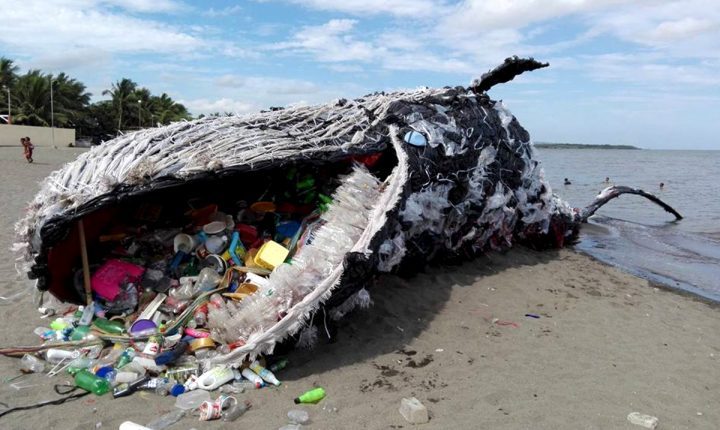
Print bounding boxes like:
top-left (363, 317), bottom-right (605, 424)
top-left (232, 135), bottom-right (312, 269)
top-left (173, 234), bottom-right (196, 253)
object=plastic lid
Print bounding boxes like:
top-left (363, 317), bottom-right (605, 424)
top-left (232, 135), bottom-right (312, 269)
top-left (170, 384), bottom-right (185, 397)
top-left (203, 221), bottom-right (226, 235)
top-left (95, 366), bottom-right (114, 378)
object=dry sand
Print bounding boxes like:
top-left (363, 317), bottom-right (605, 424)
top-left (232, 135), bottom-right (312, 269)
top-left (0, 147), bottom-right (718, 429)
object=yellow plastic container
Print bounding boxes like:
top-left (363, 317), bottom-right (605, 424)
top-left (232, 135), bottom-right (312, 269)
top-left (254, 241), bottom-right (289, 270)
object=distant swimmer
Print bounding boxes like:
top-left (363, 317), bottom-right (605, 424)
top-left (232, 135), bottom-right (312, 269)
top-left (659, 182), bottom-right (665, 189)
top-left (564, 178), bottom-right (572, 185)
top-left (604, 177), bottom-right (610, 183)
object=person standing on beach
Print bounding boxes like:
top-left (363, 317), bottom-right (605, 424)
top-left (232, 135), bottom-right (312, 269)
top-left (21, 136), bottom-right (34, 163)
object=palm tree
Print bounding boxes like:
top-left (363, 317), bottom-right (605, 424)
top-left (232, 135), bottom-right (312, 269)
top-left (150, 93), bottom-right (190, 125)
top-left (102, 78), bottom-right (137, 133)
top-left (0, 57), bottom-right (18, 119)
top-left (50, 73), bottom-right (91, 127)
top-left (12, 70), bottom-right (51, 126)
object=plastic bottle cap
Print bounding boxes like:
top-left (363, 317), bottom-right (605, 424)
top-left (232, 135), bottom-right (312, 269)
top-left (170, 384), bottom-right (185, 397)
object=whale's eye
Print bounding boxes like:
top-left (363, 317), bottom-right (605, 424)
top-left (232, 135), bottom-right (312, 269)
top-left (403, 130), bottom-right (427, 147)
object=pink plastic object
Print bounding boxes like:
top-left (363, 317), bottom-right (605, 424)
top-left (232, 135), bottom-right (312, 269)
top-left (91, 259), bottom-right (145, 301)
top-left (184, 328), bottom-right (210, 338)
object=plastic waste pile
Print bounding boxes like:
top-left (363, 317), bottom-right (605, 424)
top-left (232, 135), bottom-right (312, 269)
top-left (14, 164), bottom-right (340, 422)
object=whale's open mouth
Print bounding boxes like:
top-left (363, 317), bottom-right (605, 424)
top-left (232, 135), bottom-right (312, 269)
top-left (37, 133), bottom-right (407, 361)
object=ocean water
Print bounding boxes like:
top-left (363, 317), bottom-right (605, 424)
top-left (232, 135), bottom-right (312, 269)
top-left (536, 148), bottom-right (720, 301)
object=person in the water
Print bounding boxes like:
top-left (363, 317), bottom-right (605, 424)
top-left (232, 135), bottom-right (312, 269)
top-left (564, 178), bottom-right (571, 185)
top-left (604, 177), bottom-right (610, 183)
top-left (659, 182), bottom-right (665, 189)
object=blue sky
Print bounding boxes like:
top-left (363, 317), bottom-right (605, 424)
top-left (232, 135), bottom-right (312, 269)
top-left (1, 0), bottom-right (719, 149)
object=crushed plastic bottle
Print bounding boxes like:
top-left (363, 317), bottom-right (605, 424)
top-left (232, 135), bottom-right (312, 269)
top-left (222, 401), bottom-right (251, 422)
top-left (145, 408), bottom-right (186, 430)
top-left (174, 389), bottom-right (211, 410)
top-left (399, 397), bottom-right (428, 424)
top-left (627, 412), bottom-right (659, 429)
top-left (287, 409), bottom-right (310, 425)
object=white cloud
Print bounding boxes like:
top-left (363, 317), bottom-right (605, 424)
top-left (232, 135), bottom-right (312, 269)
top-left (574, 53), bottom-right (720, 86)
top-left (214, 75), bottom-right (324, 96)
top-left (587, 0), bottom-right (720, 57)
top-left (284, 0), bottom-right (448, 18)
top-left (180, 98), bottom-right (256, 115)
top-left (439, 0), bottom-right (628, 36)
top-left (106, 0), bottom-right (184, 13)
top-left (0, 1), bottom-right (202, 58)
top-left (202, 5), bottom-right (244, 17)
top-left (272, 19), bottom-right (375, 62)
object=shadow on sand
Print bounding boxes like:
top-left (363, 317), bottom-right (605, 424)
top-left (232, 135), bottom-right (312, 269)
top-left (279, 247), bottom-right (561, 380)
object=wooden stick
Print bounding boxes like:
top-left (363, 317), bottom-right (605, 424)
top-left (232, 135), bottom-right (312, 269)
top-left (78, 219), bottom-right (93, 306)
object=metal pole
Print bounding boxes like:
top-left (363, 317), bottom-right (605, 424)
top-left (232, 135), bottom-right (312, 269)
top-left (138, 100), bottom-right (142, 128)
top-left (50, 77), bottom-right (55, 147)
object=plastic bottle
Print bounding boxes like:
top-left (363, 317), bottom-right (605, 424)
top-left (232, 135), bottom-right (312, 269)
top-left (92, 318), bottom-right (126, 334)
top-left (145, 409), bottom-right (186, 430)
top-left (164, 363), bottom-right (199, 383)
top-left (222, 401), bottom-right (251, 422)
top-left (294, 387), bottom-right (326, 404)
top-left (20, 354), bottom-right (46, 373)
top-left (288, 409), bottom-right (310, 424)
top-left (75, 369), bottom-right (111, 395)
top-left (45, 348), bottom-right (80, 364)
top-left (34, 327), bottom-right (55, 340)
top-left (142, 377), bottom-right (173, 396)
top-left (78, 302), bottom-right (95, 326)
top-left (112, 375), bottom-right (151, 398)
top-left (67, 356), bottom-right (95, 375)
top-left (249, 360), bottom-right (281, 386)
top-left (116, 348), bottom-right (135, 368)
top-left (196, 365), bottom-right (235, 391)
top-left (269, 358), bottom-right (289, 373)
top-left (174, 389), bottom-right (211, 410)
top-left (241, 368), bottom-right (265, 388)
top-left (119, 422), bottom-right (152, 430)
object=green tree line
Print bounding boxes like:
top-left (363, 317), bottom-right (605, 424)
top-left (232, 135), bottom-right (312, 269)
top-left (1, 57), bottom-right (190, 143)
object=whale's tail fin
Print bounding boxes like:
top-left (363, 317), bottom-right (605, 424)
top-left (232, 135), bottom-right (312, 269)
top-left (471, 56), bottom-right (549, 94)
top-left (579, 186), bottom-right (683, 223)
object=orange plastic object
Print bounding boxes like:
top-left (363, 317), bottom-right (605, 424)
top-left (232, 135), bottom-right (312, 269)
top-left (250, 201), bottom-right (276, 214)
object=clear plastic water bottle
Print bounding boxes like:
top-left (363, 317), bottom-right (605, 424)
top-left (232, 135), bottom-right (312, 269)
top-left (145, 408), bottom-right (186, 429)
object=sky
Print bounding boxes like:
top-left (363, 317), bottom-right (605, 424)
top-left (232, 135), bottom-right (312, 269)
top-left (1, 0), bottom-right (719, 149)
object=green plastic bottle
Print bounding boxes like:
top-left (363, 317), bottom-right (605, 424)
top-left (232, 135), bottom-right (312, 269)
top-left (294, 387), bottom-right (326, 404)
top-left (74, 369), bottom-right (110, 395)
top-left (92, 318), bottom-right (126, 334)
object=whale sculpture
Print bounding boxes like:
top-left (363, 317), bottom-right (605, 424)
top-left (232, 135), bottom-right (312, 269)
top-left (14, 57), bottom-right (681, 363)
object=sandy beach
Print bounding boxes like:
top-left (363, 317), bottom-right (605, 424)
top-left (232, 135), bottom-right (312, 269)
top-left (0, 146), bottom-right (718, 430)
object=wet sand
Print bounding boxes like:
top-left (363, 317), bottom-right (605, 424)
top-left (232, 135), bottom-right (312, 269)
top-left (0, 147), bottom-right (718, 429)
